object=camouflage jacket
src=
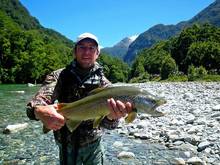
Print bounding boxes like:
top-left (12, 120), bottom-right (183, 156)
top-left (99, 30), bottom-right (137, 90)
top-left (27, 60), bottom-right (119, 146)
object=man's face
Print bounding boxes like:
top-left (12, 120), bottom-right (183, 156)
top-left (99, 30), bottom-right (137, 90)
top-left (75, 39), bottom-right (99, 69)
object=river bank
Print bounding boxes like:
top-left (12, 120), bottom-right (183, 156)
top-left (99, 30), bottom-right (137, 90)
top-left (0, 82), bottom-right (220, 164)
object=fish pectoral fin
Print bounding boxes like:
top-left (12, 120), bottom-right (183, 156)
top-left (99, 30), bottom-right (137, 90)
top-left (57, 103), bottom-right (67, 109)
top-left (93, 116), bottom-right (105, 128)
top-left (125, 109), bottom-right (137, 123)
top-left (66, 119), bottom-right (81, 132)
top-left (43, 125), bottom-right (51, 134)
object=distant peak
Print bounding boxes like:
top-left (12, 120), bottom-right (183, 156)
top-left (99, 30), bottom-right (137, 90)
top-left (129, 34), bottom-right (139, 42)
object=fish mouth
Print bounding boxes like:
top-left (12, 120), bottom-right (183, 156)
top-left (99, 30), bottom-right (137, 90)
top-left (151, 108), bottom-right (166, 117)
top-left (156, 99), bottom-right (167, 106)
top-left (151, 100), bottom-right (167, 117)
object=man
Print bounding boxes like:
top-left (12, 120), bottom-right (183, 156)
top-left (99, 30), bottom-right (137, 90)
top-left (27, 32), bottom-right (132, 165)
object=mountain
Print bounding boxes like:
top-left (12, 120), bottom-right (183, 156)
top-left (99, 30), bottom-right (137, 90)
top-left (188, 0), bottom-right (220, 26)
top-left (0, 0), bottom-right (73, 47)
top-left (0, 0), bottom-right (41, 30)
top-left (101, 35), bottom-right (138, 59)
top-left (0, 0), bottom-right (74, 83)
top-left (124, 0), bottom-right (220, 63)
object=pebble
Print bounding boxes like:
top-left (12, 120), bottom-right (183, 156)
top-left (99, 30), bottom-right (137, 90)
top-left (186, 157), bottom-right (205, 165)
top-left (212, 104), bottom-right (220, 111)
top-left (170, 158), bottom-right (186, 165)
top-left (117, 151), bottom-right (135, 159)
top-left (3, 123), bottom-right (28, 134)
top-left (113, 141), bottom-right (124, 148)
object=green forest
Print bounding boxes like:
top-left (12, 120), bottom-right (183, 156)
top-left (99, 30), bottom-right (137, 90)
top-left (0, 0), bottom-right (220, 84)
top-left (130, 24), bottom-right (220, 82)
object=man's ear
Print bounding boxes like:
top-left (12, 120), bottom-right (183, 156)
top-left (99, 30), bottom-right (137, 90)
top-left (97, 50), bottom-right (100, 56)
top-left (73, 48), bottom-right (77, 56)
top-left (97, 46), bottom-right (100, 55)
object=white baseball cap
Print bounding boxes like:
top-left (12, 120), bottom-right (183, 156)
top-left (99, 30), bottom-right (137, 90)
top-left (76, 32), bottom-right (99, 46)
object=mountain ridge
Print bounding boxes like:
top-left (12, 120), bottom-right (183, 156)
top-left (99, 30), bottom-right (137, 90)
top-left (124, 0), bottom-right (220, 63)
top-left (102, 35), bottom-right (138, 59)
top-left (0, 0), bottom-right (73, 46)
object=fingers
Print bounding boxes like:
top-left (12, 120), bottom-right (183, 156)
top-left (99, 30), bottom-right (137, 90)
top-left (107, 98), bottom-right (133, 120)
top-left (125, 102), bottom-right (133, 113)
top-left (35, 105), bottom-right (65, 131)
top-left (47, 113), bottom-right (65, 131)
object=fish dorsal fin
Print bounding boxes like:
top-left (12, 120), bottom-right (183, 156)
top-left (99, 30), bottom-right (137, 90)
top-left (88, 87), bottom-right (106, 95)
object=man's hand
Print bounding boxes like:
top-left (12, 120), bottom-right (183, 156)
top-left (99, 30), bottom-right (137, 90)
top-left (107, 98), bottom-right (133, 120)
top-left (34, 104), bottom-right (65, 131)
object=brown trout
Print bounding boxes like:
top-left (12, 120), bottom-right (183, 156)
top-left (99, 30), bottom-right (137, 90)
top-left (44, 85), bottom-right (166, 133)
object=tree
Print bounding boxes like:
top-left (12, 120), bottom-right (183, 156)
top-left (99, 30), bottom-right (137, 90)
top-left (185, 41), bottom-right (220, 73)
top-left (161, 56), bottom-right (177, 80)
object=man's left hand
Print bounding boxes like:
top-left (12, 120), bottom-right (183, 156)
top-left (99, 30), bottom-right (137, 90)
top-left (107, 98), bottom-right (133, 120)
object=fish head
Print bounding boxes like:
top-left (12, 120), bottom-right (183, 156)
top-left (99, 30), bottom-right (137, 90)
top-left (133, 92), bottom-right (166, 117)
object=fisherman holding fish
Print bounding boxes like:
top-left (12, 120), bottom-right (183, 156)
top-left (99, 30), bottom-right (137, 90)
top-left (27, 33), bottom-right (134, 165)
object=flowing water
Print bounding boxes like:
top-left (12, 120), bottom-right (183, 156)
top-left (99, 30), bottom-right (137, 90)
top-left (0, 84), bottom-right (188, 165)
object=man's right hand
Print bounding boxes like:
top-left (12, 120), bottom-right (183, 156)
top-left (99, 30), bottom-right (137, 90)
top-left (34, 104), bottom-right (65, 131)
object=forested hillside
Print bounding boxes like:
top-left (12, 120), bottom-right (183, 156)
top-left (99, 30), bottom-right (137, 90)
top-left (125, 0), bottom-right (220, 63)
top-left (0, 0), bottom-right (129, 83)
top-left (0, 0), bottom-right (74, 83)
top-left (130, 24), bottom-right (220, 82)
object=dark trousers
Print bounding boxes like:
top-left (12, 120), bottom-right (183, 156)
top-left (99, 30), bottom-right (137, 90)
top-left (58, 138), bottom-right (104, 165)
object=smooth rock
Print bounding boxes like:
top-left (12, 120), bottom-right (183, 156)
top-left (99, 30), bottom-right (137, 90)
top-left (186, 157), bottom-right (206, 165)
top-left (113, 141), bottom-right (123, 148)
top-left (212, 105), bottom-right (220, 111)
top-left (170, 158), bottom-right (186, 165)
top-left (3, 123), bottom-right (28, 134)
top-left (117, 151), bottom-right (135, 159)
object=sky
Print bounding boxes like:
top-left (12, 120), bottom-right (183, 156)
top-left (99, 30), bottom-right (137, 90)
top-left (20, 0), bottom-right (214, 48)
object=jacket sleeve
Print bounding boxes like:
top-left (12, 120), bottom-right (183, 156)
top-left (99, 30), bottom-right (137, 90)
top-left (26, 68), bottom-right (63, 120)
top-left (99, 75), bottom-right (119, 129)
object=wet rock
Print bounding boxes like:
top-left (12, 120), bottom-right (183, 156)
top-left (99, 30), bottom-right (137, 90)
top-left (27, 83), bottom-right (36, 87)
top-left (186, 114), bottom-right (196, 124)
top-left (113, 141), bottom-right (123, 148)
top-left (3, 123), bottom-right (28, 134)
top-left (212, 104), bottom-right (220, 111)
top-left (170, 158), bottom-right (185, 165)
top-left (10, 90), bottom-right (25, 94)
top-left (117, 151), bottom-right (135, 159)
top-left (134, 132), bottom-right (152, 140)
top-left (186, 157), bottom-right (206, 165)
top-left (197, 141), bottom-right (213, 152)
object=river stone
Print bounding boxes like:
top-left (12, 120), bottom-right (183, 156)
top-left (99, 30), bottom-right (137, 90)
top-left (186, 157), bottom-right (205, 165)
top-left (134, 132), bottom-right (152, 140)
top-left (186, 114), bottom-right (196, 124)
top-left (197, 141), bottom-right (212, 152)
top-left (170, 158), bottom-right (186, 165)
top-left (212, 105), bottom-right (220, 111)
top-left (117, 151), bottom-right (135, 159)
top-left (113, 141), bottom-right (123, 148)
top-left (3, 123), bottom-right (28, 134)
